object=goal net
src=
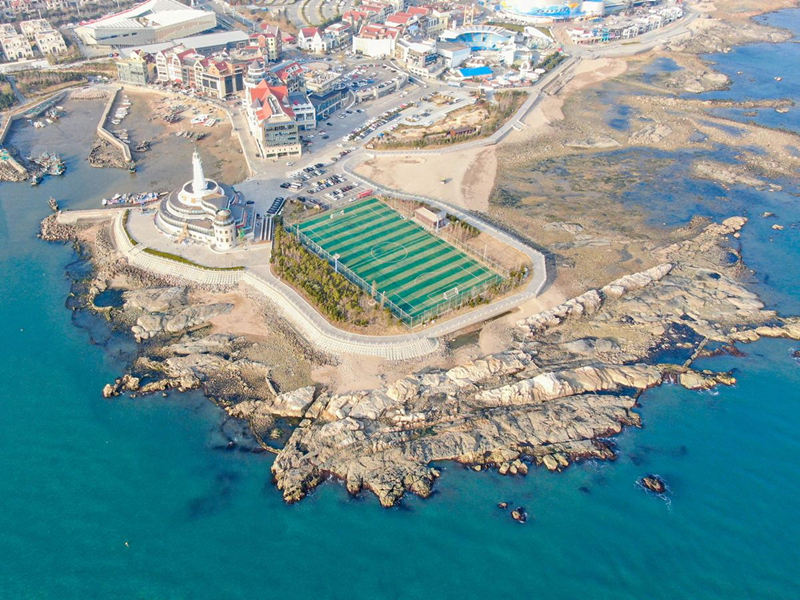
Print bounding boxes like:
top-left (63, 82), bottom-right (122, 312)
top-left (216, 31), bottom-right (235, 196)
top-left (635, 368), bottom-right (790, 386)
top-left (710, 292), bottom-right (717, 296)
top-left (443, 287), bottom-right (459, 300)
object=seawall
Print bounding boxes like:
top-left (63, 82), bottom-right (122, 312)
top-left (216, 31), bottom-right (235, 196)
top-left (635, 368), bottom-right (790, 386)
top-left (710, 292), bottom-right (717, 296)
top-left (96, 87), bottom-right (132, 163)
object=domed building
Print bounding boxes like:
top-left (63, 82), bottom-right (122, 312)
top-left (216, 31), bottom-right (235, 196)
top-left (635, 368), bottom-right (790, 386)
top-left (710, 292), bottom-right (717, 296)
top-left (155, 149), bottom-right (238, 251)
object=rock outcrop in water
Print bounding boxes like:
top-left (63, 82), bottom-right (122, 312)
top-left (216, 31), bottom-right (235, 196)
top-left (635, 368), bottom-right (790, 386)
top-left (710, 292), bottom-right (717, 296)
top-left (54, 213), bottom-right (800, 507)
top-left (264, 217), bottom-right (800, 506)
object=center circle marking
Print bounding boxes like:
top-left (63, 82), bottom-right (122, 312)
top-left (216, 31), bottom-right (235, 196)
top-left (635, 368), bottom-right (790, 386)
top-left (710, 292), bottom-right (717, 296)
top-left (370, 241), bottom-right (408, 263)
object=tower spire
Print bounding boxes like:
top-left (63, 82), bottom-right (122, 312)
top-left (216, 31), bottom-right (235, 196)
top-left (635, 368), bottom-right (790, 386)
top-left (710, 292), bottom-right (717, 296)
top-left (192, 148), bottom-right (205, 194)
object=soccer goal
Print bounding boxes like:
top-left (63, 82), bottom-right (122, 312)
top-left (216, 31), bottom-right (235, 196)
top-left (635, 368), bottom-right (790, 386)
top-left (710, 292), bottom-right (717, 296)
top-left (443, 287), bottom-right (459, 300)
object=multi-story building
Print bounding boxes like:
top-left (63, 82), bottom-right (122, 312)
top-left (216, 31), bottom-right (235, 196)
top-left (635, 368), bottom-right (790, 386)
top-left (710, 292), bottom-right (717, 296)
top-left (287, 93), bottom-right (316, 130)
top-left (298, 27), bottom-right (327, 54)
top-left (309, 87), bottom-right (347, 121)
top-left (324, 22), bottom-right (352, 51)
top-left (116, 49), bottom-right (155, 85)
top-left (245, 80), bottom-right (301, 159)
top-left (426, 8), bottom-right (452, 36)
top-left (19, 18), bottom-right (52, 41)
top-left (303, 69), bottom-right (343, 96)
top-left (436, 40), bottom-right (470, 68)
top-left (34, 29), bottom-right (67, 55)
top-left (0, 33), bottom-right (33, 61)
top-left (394, 37), bottom-right (443, 77)
top-left (196, 58), bottom-right (243, 99)
top-left (352, 23), bottom-right (399, 58)
top-left (272, 61), bottom-right (304, 94)
top-left (0, 23), bottom-right (18, 38)
top-left (155, 46), bottom-right (244, 99)
top-left (249, 25), bottom-right (281, 62)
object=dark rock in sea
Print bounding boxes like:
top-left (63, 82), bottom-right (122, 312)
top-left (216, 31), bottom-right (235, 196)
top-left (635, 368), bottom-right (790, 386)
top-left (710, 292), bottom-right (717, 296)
top-left (511, 507), bottom-right (528, 523)
top-left (579, 486), bottom-right (591, 495)
top-left (640, 474), bottom-right (667, 495)
top-left (792, 350), bottom-right (800, 359)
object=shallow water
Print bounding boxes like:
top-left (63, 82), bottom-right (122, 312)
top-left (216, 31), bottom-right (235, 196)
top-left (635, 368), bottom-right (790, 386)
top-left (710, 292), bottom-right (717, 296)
top-left (2, 15), bottom-right (800, 598)
top-left (698, 9), bottom-right (800, 135)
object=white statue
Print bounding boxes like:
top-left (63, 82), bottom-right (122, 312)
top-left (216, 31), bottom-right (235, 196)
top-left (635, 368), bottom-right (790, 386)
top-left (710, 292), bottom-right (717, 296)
top-left (192, 148), bottom-right (205, 194)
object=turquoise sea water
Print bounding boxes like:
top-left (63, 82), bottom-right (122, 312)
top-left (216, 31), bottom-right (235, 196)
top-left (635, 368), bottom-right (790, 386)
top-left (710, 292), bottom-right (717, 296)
top-left (2, 14), bottom-right (800, 599)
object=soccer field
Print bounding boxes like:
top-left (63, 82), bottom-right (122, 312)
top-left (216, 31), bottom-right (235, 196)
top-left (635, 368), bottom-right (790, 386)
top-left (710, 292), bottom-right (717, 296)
top-left (291, 197), bottom-right (503, 326)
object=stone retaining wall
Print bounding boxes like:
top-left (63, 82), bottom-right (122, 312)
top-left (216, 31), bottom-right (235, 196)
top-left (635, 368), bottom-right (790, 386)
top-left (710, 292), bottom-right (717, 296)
top-left (241, 270), bottom-right (440, 360)
top-left (97, 86), bottom-right (132, 163)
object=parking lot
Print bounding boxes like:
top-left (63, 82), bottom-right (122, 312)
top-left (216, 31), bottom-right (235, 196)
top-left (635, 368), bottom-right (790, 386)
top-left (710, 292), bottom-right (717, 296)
top-left (233, 58), bottom-right (448, 222)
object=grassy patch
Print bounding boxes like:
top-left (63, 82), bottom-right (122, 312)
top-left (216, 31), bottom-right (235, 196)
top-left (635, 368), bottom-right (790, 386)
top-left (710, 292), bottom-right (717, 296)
top-left (121, 210), bottom-right (138, 246)
top-left (0, 75), bottom-right (17, 110)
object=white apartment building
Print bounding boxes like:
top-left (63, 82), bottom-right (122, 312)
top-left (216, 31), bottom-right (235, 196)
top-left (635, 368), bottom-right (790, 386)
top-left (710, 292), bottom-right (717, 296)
top-left (1, 33), bottom-right (34, 61)
top-left (20, 18), bottom-right (52, 40)
top-left (352, 24), bottom-right (399, 58)
top-left (34, 29), bottom-right (67, 55)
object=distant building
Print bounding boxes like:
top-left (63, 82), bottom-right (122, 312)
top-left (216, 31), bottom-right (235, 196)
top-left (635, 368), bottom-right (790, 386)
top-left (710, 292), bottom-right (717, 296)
top-left (385, 11), bottom-right (422, 35)
top-left (19, 18), bottom-right (52, 41)
top-left (360, 2), bottom-right (392, 21)
top-left (309, 86), bottom-right (347, 121)
top-left (116, 49), bottom-right (155, 85)
top-left (245, 80), bottom-right (302, 159)
top-left (414, 206), bottom-right (448, 231)
top-left (76, 0), bottom-right (217, 48)
top-left (352, 24), bottom-right (400, 58)
top-left (303, 68), bottom-right (343, 95)
top-left (436, 40), bottom-right (470, 68)
top-left (34, 29), bottom-right (67, 55)
top-left (155, 46), bottom-right (244, 99)
top-left (298, 27), bottom-right (326, 54)
top-left (0, 33), bottom-right (33, 61)
top-left (341, 10), bottom-right (372, 32)
top-left (249, 26), bottom-right (282, 62)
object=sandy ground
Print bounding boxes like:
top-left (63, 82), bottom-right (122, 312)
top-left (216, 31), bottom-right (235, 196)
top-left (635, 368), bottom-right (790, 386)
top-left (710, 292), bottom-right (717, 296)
top-left (515, 57), bottom-right (628, 142)
top-left (123, 87), bottom-right (248, 185)
top-left (354, 145), bottom-right (498, 212)
top-left (353, 58), bottom-right (628, 215)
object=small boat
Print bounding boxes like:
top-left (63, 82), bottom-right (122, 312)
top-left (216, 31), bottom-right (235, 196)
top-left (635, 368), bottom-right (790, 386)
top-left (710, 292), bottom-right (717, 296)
top-left (128, 163), bottom-right (137, 174)
top-left (48, 197), bottom-right (59, 212)
top-left (30, 173), bottom-right (42, 186)
top-left (775, 76), bottom-right (783, 81)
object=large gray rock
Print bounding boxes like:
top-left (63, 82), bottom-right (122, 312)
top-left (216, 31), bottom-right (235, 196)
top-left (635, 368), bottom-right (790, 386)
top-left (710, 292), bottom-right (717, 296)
top-left (123, 287), bottom-right (188, 313)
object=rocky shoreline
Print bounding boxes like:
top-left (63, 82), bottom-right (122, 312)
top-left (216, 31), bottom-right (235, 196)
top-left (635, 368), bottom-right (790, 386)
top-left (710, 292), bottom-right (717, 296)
top-left (40, 213), bottom-right (800, 506)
